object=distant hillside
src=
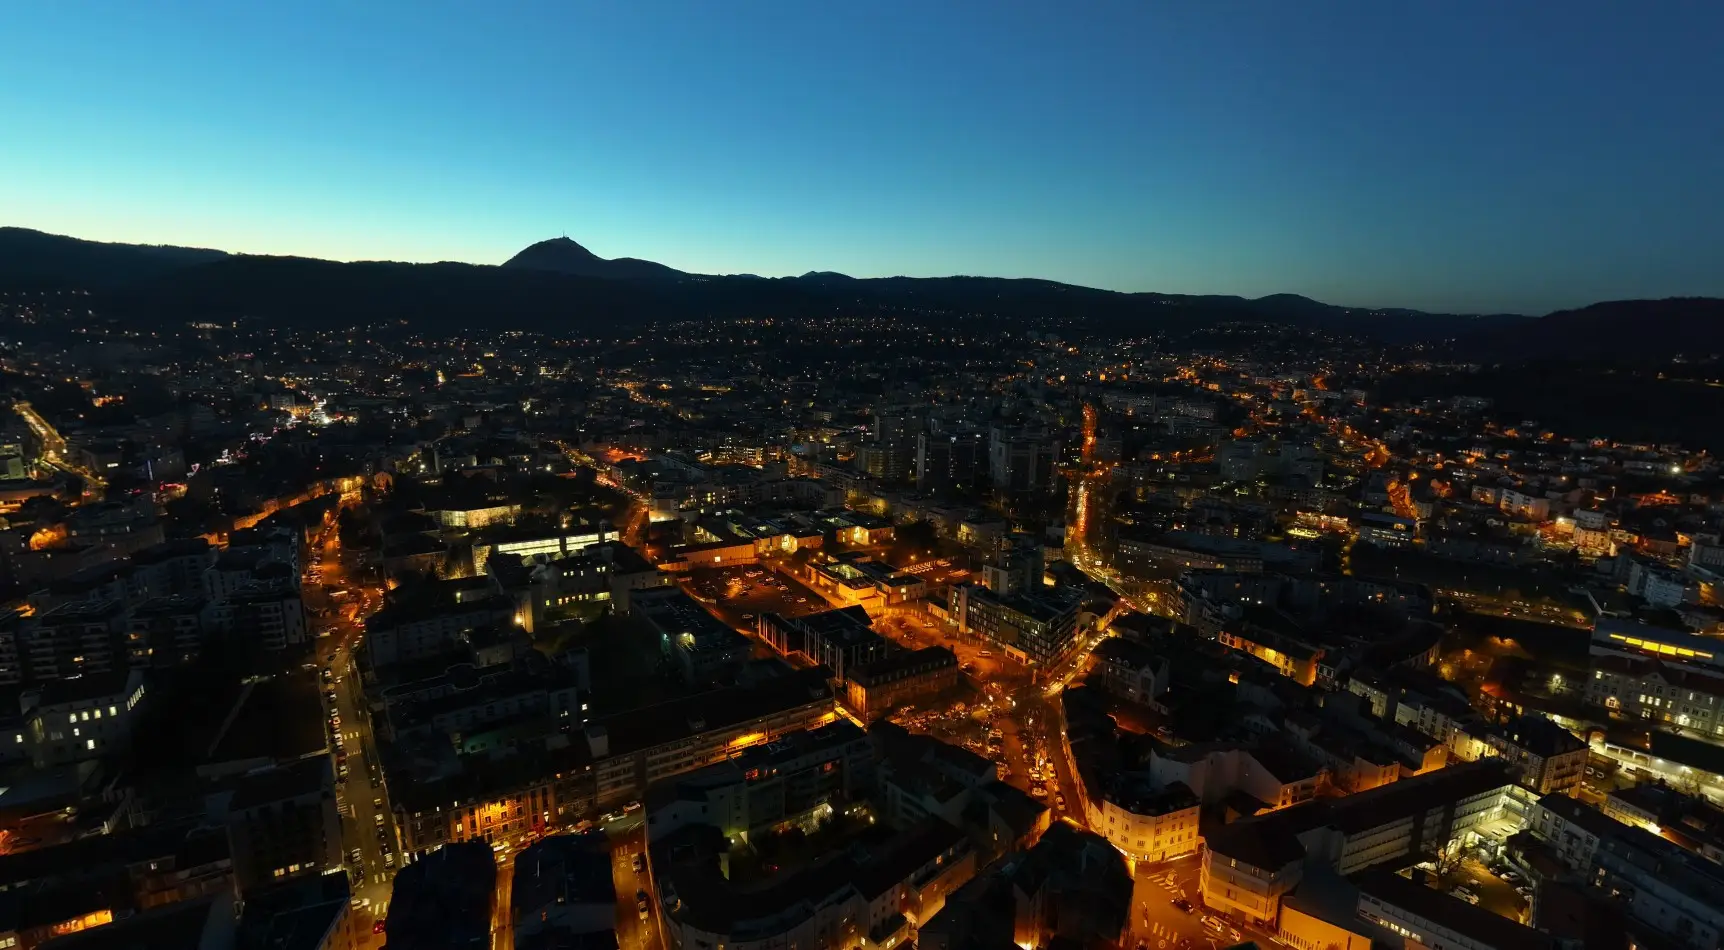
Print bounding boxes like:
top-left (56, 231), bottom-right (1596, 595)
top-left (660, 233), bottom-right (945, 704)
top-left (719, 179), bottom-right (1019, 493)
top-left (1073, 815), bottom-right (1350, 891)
top-left (106, 253), bottom-right (837, 330)
top-left (27, 225), bottom-right (1722, 353)
top-left (502, 236), bottom-right (686, 280)
top-left (0, 227), bottom-right (227, 289)
top-left (1374, 361), bottom-right (1724, 451)
top-left (1464, 298), bottom-right (1724, 361)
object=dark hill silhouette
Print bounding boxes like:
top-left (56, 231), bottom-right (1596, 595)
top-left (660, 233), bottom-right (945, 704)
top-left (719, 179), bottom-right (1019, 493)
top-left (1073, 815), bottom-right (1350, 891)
top-left (21, 225), bottom-right (1719, 356)
top-left (107, 253), bottom-right (837, 330)
top-left (0, 227), bottom-right (227, 289)
top-left (1463, 297), bottom-right (1724, 361)
top-left (501, 236), bottom-right (685, 280)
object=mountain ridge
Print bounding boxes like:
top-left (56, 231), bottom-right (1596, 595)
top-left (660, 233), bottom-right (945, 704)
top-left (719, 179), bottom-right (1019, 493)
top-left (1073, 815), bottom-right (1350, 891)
top-left (502, 236), bottom-right (687, 281)
top-left (4, 225), bottom-right (1711, 360)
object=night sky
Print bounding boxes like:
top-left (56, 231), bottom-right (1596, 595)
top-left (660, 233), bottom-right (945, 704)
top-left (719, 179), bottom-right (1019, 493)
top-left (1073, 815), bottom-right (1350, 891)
top-left (3, 1), bottom-right (1720, 313)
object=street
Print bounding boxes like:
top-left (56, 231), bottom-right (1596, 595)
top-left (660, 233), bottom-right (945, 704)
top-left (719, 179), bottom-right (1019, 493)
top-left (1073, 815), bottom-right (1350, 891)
top-left (1130, 855), bottom-right (1277, 950)
top-left (304, 518), bottom-right (397, 941)
top-left (493, 854), bottom-right (515, 950)
top-left (608, 825), bottom-right (661, 950)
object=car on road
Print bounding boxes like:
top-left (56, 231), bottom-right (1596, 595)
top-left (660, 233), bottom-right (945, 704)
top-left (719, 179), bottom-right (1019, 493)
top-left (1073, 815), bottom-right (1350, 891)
top-left (374, 812), bottom-right (384, 825)
top-left (636, 890), bottom-right (651, 920)
top-left (1170, 898), bottom-right (1194, 913)
top-left (350, 848), bottom-right (363, 864)
top-left (633, 853), bottom-right (646, 873)
top-left (1201, 916), bottom-right (1225, 935)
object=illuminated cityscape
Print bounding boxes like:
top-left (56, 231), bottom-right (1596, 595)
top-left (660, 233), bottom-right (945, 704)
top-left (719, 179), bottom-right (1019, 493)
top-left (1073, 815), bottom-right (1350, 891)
top-left (1, 5), bottom-right (1723, 950)
top-left (0, 280), bottom-right (1718, 950)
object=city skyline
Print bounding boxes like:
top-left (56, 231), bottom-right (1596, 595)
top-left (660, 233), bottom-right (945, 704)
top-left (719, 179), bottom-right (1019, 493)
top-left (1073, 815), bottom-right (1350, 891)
top-left (4, 1), bottom-right (1722, 314)
top-left (6, 4), bottom-right (1724, 947)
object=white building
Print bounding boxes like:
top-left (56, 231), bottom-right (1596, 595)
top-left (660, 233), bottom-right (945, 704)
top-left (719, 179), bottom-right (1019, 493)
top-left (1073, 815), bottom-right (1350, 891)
top-left (20, 668), bottom-right (146, 766)
top-left (1201, 762), bottom-right (1517, 925)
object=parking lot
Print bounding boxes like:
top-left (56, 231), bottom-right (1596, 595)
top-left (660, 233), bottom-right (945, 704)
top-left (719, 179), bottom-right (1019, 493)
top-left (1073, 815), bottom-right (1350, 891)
top-left (1131, 854), bottom-right (1278, 950)
top-left (1423, 855), bottom-right (1531, 921)
top-left (683, 563), bottom-right (829, 629)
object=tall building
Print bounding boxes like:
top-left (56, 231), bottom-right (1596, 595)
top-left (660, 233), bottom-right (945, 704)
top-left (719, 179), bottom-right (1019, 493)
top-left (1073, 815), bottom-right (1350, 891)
top-left (979, 534), bottom-right (1044, 597)
top-left (915, 430), bottom-right (986, 493)
top-left (863, 411), bottom-right (922, 484)
top-left (987, 428), bottom-right (1059, 495)
top-left (949, 584), bottom-right (1080, 667)
top-left (218, 757), bottom-right (343, 895)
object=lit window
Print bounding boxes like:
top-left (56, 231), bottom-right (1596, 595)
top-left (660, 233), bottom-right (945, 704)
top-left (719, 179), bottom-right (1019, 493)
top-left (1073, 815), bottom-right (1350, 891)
top-left (86, 739), bottom-right (96, 750)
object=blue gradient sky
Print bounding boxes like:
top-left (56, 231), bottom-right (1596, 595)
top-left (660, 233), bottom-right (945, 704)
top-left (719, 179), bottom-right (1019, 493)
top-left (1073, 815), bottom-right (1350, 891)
top-left (3, 1), bottom-right (1720, 313)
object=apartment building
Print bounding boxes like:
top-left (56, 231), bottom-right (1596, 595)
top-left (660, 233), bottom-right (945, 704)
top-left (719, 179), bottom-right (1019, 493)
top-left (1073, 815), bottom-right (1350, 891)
top-left (644, 720), bottom-right (874, 843)
top-left (585, 666), bottom-right (838, 808)
top-left (1091, 778), bottom-right (1201, 863)
top-left (1531, 794), bottom-right (1724, 950)
top-left (1201, 762), bottom-right (1517, 925)
top-left (948, 584), bottom-right (1079, 667)
top-left (1452, 716), bottom-right (1587, 796)
top-left (843, 647), bottom-right (960, 721)
top-left (20, 668), bottom-right (146, 766)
